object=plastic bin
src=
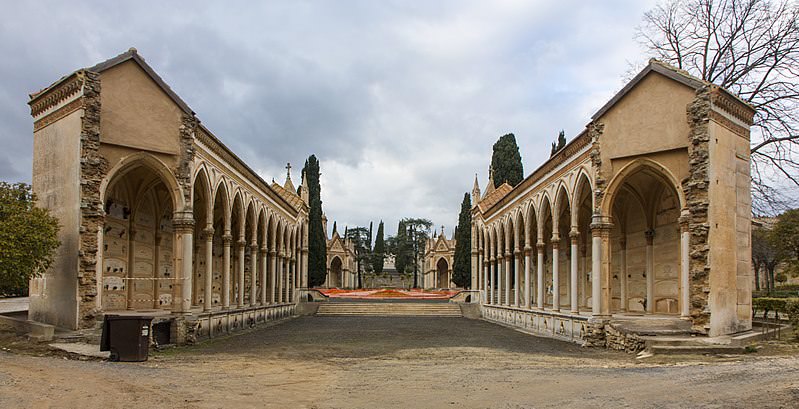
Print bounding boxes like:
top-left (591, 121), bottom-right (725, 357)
top-left (100, 315), bottom-right (153, 362)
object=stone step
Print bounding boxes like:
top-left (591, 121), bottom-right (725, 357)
top-left (316, 303), bottom-right (462, 317)
top-left (648, 344), bottom-right (746, 355)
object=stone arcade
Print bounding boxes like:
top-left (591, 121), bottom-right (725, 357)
top-left (28, 49), bottom-right (308, 342)
top-left (470, 60), bottom-right (755, 347)
top-left (27, 50), bottom-right (754, 349)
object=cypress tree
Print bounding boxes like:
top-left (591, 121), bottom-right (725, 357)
top-left (490, 133), bottom-right (523, 188)
top-left (452, 193), bottom-right (472, 288)
top-left (372, 221), bottom-right (385, 274)
top-left (395, 220), bottom-right (408, 276)
top-left (304, 155), bottom-right (327, 287)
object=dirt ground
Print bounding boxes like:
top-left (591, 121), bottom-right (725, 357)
top-left (1, 315), bottom-right (798, 409)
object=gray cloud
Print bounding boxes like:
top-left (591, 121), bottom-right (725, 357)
top-left (1, 0), bottom-right (658, 236)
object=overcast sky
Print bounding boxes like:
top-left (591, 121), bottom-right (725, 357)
top-left (1, 0), bottom-right (659, 237)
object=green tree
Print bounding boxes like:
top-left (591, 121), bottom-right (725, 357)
top-left (490, 133), bottom-right (523, 188)
top-left (452, 193), bottom-right (472, 288)
top-left (550, 130), bottom-right (566, 157)
top-left (392, 220), bottom-right (410, 278)
top-left (402, 218), bottom-right (433, 288)
top-left (772, 208), bottom-right (799, 278)
top-left (0, 182), bottom-right (60, 296)
top-left (303, 155), bottom-right (327, 287)
top-left (372, 221), bottom-right (385, 274)
top-left (752, 226), bottom-right (782, 291)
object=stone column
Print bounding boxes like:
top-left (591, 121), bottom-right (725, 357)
top-left (477, 249), bottom-right (483, 295)
top-left (203, 227), bottom-right (215, 311)
top-left (570, 230), bottom-right (579, 314)
top-left (679, 214), bottom-right (690, 319)
top-left (222, 234), bottom-right (232, 308)
top-left (619, 237), bottom-right (627, 313)
top-left (250, 243), bottom-right (258, 306)
top-left (504, 252), bottom-right (511, 306)
top-left (269, 249), bottom-right (277, 303)
top-left (552, 236), bottom-right (560, 311)
top-left (591, 217), bottom-right (612, 317)
top-left (536, 242), bottom-right (544, 309)
top-left (173, 218), bottom-right (194, 314)
top-left (237, 239), bottom-right (246, 308)
top-left (580, 242), bottom-right (587, 308)
top-left (645, 229), bottom-right (655, 314)
top-left (496, 254), bottom-right (503, 305)
top-left (277, 253), bottom-right (285, 303)
top-left (524, 246), bottom-right (532, 309)
top-left (261, 245), bottom-right (268, 305)
top-left (488, 257), bottom-right (495, 304)
top-left (513, 249), bottom-right (521, 307)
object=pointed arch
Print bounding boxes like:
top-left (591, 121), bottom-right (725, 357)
top-left (600, 158), bottom-right (686, 217)
top-left (101, 152), bottom-right (184, 213)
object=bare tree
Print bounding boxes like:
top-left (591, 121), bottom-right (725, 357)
top-left (637, 0), bottom-right (799, 213)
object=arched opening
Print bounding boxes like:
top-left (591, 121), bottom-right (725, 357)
top-left (192, 170), bottom-right (211, 308)
top-left (526, 204), bottom-right (539, 308)
top-left (606, 164), bottom-right (682, 315)
top-left (210, 182), bottom-right (229, 308)
top-left (230, 193), bottom-right (244, 306)
top-left (573, 173), bottom-right (593, 312)
top-left (539, 196), bottom-right (553, 309)
top-left (102, 162), bottom-right (177, 311)
top-left (436, 258), bottom-right (449, 289)
top-left (554, 185), bottom-right (571, 312)
top-left (330, 257), bottom-right (343, 288)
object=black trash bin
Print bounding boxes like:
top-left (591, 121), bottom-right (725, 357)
top-left (100, 315), bottom-right (153, 362)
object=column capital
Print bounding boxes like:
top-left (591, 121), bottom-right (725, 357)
top-left (237, 239), bottom-right (247, 247)
top-left (569, 230), bottom-right (580, 240)
top-left (524, 245), bottom-right (533, 253)
top-left (536, 242), bottom-right (545, 251)
top-left (222, 234), bottom-right (233, 244)
top-left (590, 215), bottom-right (613, 236)
top-left (261, 245), bottom-right (268, 252)
top-left (172, 218), bottom-right (195, 233)
top-left (514, 249), bottom-right (522, 255)
top-left (269, 249), bottom-right (277, 255)
top-left (645, 229), bottom-right (656, 244)
top-left (250, 243), bottom-right (259, 251)
top-left (678, 210), bottom-right (691, 230)
top-left (551, 237), bottom-right (560, 248)
top-left (202, 226), bottom-right (215, 238)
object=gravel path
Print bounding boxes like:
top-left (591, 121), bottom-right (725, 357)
top-left (1, 314), bottom-right (798, 408)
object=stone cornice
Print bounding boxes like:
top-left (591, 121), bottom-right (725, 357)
top-left (710, 86), bottom-right (756, 125)
top-left (29, 72), bottom-right (84, 117)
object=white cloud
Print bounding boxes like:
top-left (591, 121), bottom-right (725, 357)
top-left (0, 0), bottom-right (660, 237)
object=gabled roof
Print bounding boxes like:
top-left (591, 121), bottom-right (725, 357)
top-left (477, 182), bottom-right (513, 213)
top-left (593, 59), bottom-right (712, 121)
top-left (30, 48), bottom-right (194, 115)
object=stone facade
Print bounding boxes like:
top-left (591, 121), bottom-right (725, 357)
top-left (423, 227), bottom-right (456, 289)
top-left (28, 49), bottom-right (309, 335)
top-left (470, 60), bottom-right (755, 347)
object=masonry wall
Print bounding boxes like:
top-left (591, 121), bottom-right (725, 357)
top-left (30, 109), bottom-right (83, 329)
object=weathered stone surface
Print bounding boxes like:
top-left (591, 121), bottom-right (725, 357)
top-left (78, 71), bottom-right (108, 329)
top-left (686, 86), bottom-right (712, 333)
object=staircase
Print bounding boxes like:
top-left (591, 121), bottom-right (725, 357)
top-left (316, 302), bottom-right (463, 317)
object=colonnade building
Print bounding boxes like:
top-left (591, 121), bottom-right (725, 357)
top-left (470, 60), bottom-right (755, 344)
top-left (28, 49), bottom-right (308, 340)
